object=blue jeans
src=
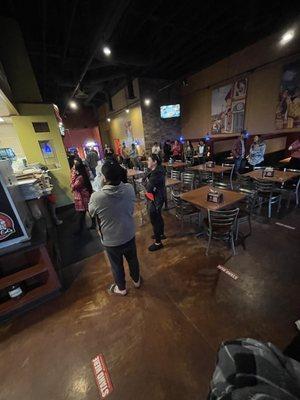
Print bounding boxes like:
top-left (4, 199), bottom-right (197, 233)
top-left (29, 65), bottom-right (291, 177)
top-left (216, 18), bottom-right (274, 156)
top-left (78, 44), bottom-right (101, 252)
top-left (234, 157), bottom-right (242, 173)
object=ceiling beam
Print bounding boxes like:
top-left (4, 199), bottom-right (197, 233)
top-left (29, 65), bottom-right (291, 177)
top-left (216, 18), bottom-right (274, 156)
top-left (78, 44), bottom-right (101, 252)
top-left (64, 0), bottom-right (132, 114)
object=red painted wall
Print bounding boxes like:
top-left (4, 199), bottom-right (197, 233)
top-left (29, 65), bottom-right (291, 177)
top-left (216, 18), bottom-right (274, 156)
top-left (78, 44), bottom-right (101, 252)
top-left (63, 127), bottom-right (103, 159)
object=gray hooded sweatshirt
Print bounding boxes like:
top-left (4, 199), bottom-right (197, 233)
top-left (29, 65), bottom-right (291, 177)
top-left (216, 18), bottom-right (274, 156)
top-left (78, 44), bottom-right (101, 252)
top-left (88, 182), bottom-right (136, 247)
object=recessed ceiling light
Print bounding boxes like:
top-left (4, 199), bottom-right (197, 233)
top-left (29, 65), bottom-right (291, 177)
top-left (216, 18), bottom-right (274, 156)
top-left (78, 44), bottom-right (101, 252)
top-left (0, 117), bottom-right (4, 123)
top-left (144, 98), bottom-right (151, 106)
top-left (69, 100), bottom-right (78, 110)
top-left (125, 109), bottom-right (129, 113)
top-left (103, 46), bottom-right (111, 56)
top-left (107, 118), bottom-right (111, 122)
top-left (280, 29), bottom-right (295, 46)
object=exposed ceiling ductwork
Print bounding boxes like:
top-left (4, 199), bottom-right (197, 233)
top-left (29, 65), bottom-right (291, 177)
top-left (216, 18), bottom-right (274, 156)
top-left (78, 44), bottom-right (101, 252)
top-left (2, 1), bottom-right (300, 110)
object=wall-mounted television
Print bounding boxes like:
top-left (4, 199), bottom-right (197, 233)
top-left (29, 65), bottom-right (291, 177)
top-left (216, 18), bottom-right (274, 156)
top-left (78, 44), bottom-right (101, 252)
top-left (160, 104), bottom-right (180, 119)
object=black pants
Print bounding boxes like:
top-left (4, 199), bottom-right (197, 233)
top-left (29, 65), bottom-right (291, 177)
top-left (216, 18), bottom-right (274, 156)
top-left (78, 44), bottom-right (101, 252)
top-left (104, 237), bottom-right (140, 291)
top-left (149, 202), bottom-right (164, 243)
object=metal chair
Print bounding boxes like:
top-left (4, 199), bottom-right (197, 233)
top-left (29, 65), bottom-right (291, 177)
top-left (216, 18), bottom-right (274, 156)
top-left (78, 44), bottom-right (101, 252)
top-left (221, 163), bottom-right (235, 189)
top-left (235, 190), bottom-right (257, 240)
top-left (254, 179), bottom-right (282, 218)
top-left (171, 169), bottom-right (181, 181)
top-left (235, 173), bottom-right (253, 191)
top-left (199, 170), bottom-right (213, 186)
top-left (181, 172), bottom-right (195, 191)
top-left (171, 190), bottom-right (200, 232)
top-left (280, 168), bottom-right (300, 208)
top-left (206, 208), bottom-right (239, 256)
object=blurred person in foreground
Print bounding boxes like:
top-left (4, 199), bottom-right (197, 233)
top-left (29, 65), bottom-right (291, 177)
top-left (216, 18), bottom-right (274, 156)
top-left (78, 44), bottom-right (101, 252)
top-left (208, 338), bottom-right (300, 399)
top-left (89, 160), bottom-right (140, 296)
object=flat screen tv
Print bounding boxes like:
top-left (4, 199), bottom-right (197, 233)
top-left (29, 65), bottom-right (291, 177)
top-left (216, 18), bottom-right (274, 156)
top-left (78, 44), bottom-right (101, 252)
top-left (160, 104), bottom-right (180, 119)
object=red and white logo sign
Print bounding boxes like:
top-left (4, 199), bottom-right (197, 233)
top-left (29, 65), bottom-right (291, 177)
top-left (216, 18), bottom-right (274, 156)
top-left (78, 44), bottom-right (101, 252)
top-left (217, 264), bottom-right (239, 280)
top-left (91, 354), bottom-right (113, 398)
top-left (0, 212), bottom-right (15, 241)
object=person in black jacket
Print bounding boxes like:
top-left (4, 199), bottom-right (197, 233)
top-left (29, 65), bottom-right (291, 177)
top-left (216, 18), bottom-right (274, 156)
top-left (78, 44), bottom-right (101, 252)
top-left (144, 154), bottom-right (166, 251)
top-left (163, 140), bottom-right (172, 162)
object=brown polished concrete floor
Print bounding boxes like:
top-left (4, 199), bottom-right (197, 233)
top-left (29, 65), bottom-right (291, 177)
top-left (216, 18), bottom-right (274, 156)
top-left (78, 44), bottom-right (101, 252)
top-left (1, 208), bottom-right (300, 400)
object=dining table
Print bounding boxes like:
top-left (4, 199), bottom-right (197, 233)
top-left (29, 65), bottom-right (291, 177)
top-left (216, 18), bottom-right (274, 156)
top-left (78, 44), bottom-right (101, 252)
top-left (180, 185), bottom-right (246, 236)
top-left (189, 164), bottom-right (232, 174)
top-left (162, 161), bottom-right (187, 169)
top-left (181, 185), bottom-right (246, 212)
top-left (189, 164), bottom-right (233, 188)
top-left (244, 169), bottom-right (300, 184)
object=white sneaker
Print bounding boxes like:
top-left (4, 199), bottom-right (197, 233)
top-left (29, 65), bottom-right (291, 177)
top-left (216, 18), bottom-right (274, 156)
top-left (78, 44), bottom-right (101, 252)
top-left (133, 277), bottom-right (142, 289)
top-left (108, 284), bottom-right (127, 296)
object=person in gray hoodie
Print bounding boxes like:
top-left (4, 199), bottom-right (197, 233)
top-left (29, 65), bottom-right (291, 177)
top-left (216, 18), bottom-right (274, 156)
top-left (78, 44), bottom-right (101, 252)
top-left (89, 160), bottom-right (140, 296)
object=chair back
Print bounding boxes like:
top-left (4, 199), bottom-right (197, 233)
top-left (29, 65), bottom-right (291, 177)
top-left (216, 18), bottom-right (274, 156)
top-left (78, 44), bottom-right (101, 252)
top-left (254, 179), bottom-right (274, 193)
top-left (199, 170), bottom-right (213, 183)
top-left (171, 190), bottom-right (197, 215)
top-left (221, 163), bottom-right (234, 189)
top-left (208, 208), bottom-right (239, 235)
top-left (181, 172), bottom-right (194, 190)
top-left (236, 173), bottom-right (252, 189)
top-left (238, 189), bottom-right (257, 213)
top-left (171, 169), bottom-right (181, 180)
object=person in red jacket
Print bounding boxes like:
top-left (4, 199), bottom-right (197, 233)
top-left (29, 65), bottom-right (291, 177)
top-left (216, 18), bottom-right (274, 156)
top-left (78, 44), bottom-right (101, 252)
top-left (71, 159), bottom-right (93, 234)
top-left (172, 140), bottom-right (182, 160)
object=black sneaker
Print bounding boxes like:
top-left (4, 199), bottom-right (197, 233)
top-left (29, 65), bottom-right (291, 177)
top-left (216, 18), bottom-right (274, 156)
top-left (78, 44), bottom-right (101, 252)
top-left (151, 234), bottom-right (167, 240)
top-left (148, 242), bottom-right (164, 252)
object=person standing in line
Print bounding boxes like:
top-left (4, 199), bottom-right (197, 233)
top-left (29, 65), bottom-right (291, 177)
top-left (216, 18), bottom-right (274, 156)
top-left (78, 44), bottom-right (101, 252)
top-left (152, 142), bottom-right (161, 156)
top-left (197, 139), bottom-right (208, 164)
top-left (163, 140), bottom-right (172, 161)
top-left (232, 131), bottom-right (246, 173)
top-left (288, 138), bottom-right (300, 169)
top-left (144, 154), bottom-right (166, 252)
top-left (129, 143), bottom-right (138, 168)
top-left (89, 161), bottom-right (140, 296)
top-left (184, 140), bottom-right (194, 163)
top-left (86, 148), bottom-right (99, 177)
top-left (172, 139), bottom-right (182, 160)
top-left (247, 135), bottom-right (266, 171)
top-left (71, 159), bottom-right (93, 235)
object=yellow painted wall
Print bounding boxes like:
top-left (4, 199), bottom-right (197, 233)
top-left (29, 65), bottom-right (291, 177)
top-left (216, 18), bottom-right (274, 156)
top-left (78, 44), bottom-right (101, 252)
top-left (98, 79), bottom-right (145, 152)
top-left (182, 31), bottom-right (300, 138)
top-left (109, 106), bottom-right (144, 149)
top-left (12, 104), bottom-right (72, 206)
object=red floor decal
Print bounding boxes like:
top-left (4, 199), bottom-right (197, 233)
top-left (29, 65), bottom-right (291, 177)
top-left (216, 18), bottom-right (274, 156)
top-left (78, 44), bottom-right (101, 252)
top-left (217, 265), bottom-right (238, 280)
top-left (92, 354), bottom-right (114, 398)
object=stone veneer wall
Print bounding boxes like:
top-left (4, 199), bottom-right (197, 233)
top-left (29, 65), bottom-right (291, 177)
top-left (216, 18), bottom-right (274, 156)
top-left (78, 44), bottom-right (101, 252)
top-left (139, 78), bottom-right (181, 153)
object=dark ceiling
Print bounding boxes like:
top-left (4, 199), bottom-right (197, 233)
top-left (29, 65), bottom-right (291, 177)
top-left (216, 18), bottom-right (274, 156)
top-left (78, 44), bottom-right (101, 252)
top-left (2, 0), bottom-right (300, 111)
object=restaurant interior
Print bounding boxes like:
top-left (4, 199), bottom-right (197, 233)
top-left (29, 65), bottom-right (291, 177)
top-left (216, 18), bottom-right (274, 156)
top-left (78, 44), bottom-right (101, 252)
top-left (0, 1), bottom-right (300, 399)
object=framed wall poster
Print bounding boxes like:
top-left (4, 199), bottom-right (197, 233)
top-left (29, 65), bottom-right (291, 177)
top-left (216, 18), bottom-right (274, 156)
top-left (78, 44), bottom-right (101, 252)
top-left (275, 60), bottom-right (300, 129)
top-left (211, 77), bottom-right (248, 133)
